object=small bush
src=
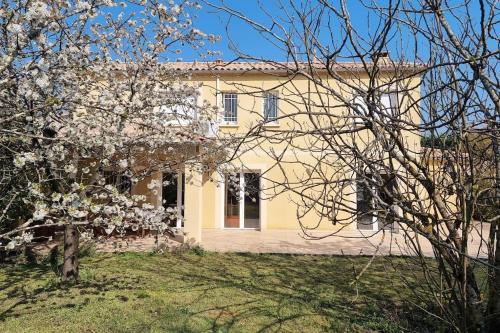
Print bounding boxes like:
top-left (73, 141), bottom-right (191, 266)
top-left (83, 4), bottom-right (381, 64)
top-left (79, 242), bottom-right (97, 259)
top-left (79, 268), bottom-right (96, 282)
top-left (189, 245), bottom-right (207, 256)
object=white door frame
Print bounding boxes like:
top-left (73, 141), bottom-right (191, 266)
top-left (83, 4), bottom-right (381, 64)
top-left (175, 172), bottom-right (183, 229)
top-left (223, 171), bottom-right (261, 230)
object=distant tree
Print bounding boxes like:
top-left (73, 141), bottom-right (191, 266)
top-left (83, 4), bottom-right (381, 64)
top-left (421, 134), bottom-right (459, 149)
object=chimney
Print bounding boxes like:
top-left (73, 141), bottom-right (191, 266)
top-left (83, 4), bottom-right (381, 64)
top-left (372, 51), bottom-right (390, 65)
top-left (215, 59), bottom-right (224, 65)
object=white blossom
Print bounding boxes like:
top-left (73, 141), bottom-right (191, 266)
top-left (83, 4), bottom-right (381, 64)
top-left (147, 180), bottom-right (160, 190)
top-left (68, 207), bottom-right (88, 218)
top-left (90, 204), bottom-right (100, 213)
top-left (104, 225), bottom-right (115, 235)
top-left (13, 155), bottom-right (26, 168)
top-left (71, 182), bottom-right (81, 191)
top-left (171, 4), bottom-right (181, 15)
top-left (35, 74), bottom-right (50, 89)
top-left (6, 241), bottom-right (17, 250)
top-left (7, 23), bottom-right (23, 34)
top-left (118, 159), bottom-right (128, 169)
top-left (51, 193), bottom-right (62, 202)
top-left (33, 202), bottom-right (48, 220)
top-left (76, 1), bottom-right (91, 11)
top-left (25, 1), bottom-right (51, 22)
top-left (64, 164), bottom-right (77, 174)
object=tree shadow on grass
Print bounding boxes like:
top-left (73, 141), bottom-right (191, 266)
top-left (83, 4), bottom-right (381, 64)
top-left (0, 252), bottom-right (436, 332)
top-left (166, 253), bottom-right (429, 332)
top-left (0, 258), bottom-right (139, 322)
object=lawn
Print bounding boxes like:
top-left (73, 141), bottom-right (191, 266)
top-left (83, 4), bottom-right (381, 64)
top-left (0, 249), bottom-right (432, 332)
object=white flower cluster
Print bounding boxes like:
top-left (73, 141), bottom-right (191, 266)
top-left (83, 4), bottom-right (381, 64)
top-left (4, 233), bottom-right (34, 250)
top-left (13, 152), bottom-right (40, 168)
top-left (25, 1), bottom-right (51, 23)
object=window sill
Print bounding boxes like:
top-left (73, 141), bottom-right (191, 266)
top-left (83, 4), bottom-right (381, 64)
top-left (219, 123), bottom-right (239, 128)
top-left (262, 123), bottom-right (280, 128)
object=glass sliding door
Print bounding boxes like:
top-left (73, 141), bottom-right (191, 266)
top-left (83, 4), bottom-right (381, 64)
top-left (224, 173), bottom-right (240, 228)
top-left (243, 173), bottom-right (260, 228)
top-left (224, 172), bottom-right (260, 229)
top-left (356, 173), bottom-right (399, 232)
top-left (162, 172), bottom-right (185, 228)
top-left (356, 174), bottom-right (375, 230)
top-left (378, 174), bottom-right (398, 233)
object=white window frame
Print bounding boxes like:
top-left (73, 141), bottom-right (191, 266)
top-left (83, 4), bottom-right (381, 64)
top-left (351, 91), bottom-right (399, 126)
top-left (262, 91), bottom-right (279, 123)
top-left (223, 171), bottom-right (261, 230)
top-left (222, 92), bottom-right (238, 124)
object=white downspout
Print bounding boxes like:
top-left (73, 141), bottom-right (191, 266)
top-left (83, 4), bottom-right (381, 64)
top-left (216, 75), bottom-right (220, 109)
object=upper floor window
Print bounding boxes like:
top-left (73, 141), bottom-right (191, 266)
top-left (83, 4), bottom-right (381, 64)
top-left (352, 96), bottom-right (368, 125)
top-left (263, 92), bottom-right (278, 122)
top-left (380, 93), bottom-right (398, 117)
top-left (160, 95), bottom-right (197, 126)
top-left (351, 92), bottom-right (399, 126)
top-left (223, 93), bottom-right (238, 123)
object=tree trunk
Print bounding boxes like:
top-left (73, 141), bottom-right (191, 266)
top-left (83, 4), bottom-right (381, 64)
top-left (464, 268), bottom-right (484, 333)
top-left (486, 222), bottom-right (500, 332)
top-left (62, 224), bottom-right (79, 282)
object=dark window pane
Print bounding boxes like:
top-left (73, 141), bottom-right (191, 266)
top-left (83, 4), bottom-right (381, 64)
top-left (162, 173), bottom-right (178, 208)
top-left (162, 172), bottom-right (178, 227)
top-left (378, 174), bottom-right (398, 232)
top-left (264, 93), bottom-right (278, 121)
top-left (223, 93), bottom-right (237, 122)
top-left (356, 175), bottom-right (374, 230)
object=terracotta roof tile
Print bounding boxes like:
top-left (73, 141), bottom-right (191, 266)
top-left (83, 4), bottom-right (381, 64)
top-left (161, 60), bottom-right (425, 74)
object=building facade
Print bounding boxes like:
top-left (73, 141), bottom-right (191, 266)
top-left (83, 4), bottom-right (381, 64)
top-left (118, 60), bottom-right (422, 243)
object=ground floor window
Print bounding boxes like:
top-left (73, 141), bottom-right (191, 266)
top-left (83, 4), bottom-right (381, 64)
top-left (356, 173), bottom-right (398, 232)
top-left (225, 172), bottom-right (260, 229)
top-left (378, 174), bottom-right (398, 232)
top-left (162, 172), bottom-right (185, 228)
top-left (356, 174), bottom-right (375, 230)
top-left (103, 170), bottom-right (132, 194)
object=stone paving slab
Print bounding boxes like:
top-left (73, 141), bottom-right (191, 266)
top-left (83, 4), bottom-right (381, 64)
top-left (200, 226), bottom-right (489, 258)
top-left (78, 224), bottom-right (490, 258)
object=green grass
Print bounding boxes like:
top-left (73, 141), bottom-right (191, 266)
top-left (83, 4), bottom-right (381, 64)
top-left (0, 250), bottom-right (432, 332)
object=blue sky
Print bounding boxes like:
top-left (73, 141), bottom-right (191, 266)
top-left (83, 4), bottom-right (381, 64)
top-left (177, 0), bottom-right (488, 64)
top-left (185, 0), bottom-right (377, 61)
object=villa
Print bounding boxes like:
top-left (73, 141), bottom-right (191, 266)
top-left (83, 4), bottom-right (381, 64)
top-left (104, 58), bottom-right (424, 245)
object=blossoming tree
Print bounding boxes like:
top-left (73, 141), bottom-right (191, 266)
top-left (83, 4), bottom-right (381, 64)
top-left (0, 0), bottom-right (220, 280)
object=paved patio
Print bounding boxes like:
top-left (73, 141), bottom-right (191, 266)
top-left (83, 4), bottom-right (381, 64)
top-left (201, 227), bottom-right (489, 257)
top-left (95, 224), bottom-right (490, 258)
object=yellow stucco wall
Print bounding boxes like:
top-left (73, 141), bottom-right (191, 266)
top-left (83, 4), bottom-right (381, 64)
top-left (132, 69), bottom-right (422, 232)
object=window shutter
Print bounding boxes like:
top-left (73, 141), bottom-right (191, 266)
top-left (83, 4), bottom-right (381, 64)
top-left (381, 93), bottom-right (398, 118)
top-left (352, 96), bottom-right (367, 126)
